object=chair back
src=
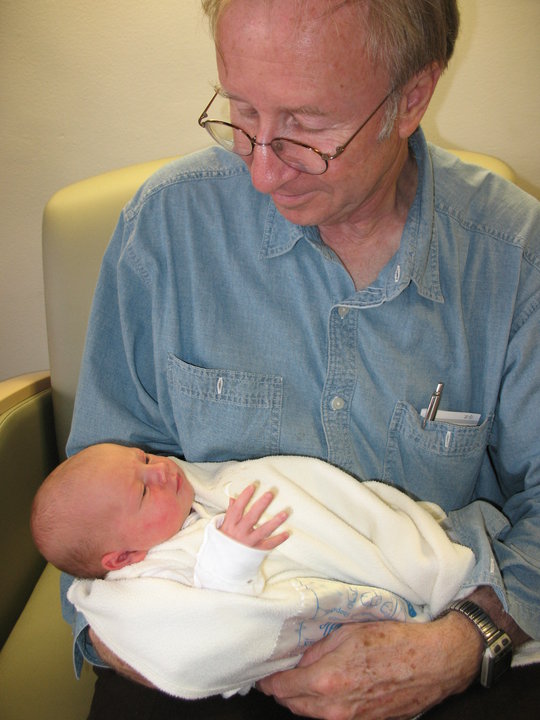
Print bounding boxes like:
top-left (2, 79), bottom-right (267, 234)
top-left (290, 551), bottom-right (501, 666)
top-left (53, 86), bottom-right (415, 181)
top-left (42, 157), bottom-right (177, 457)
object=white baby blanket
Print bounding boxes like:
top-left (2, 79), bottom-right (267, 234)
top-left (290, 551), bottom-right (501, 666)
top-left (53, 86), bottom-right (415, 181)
top-left (69, 455), bottom-right (475, 698)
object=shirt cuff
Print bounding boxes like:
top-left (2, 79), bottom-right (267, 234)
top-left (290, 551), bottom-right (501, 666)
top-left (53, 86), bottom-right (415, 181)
top-left (443, 500), bottom-right (507, 606)
top-left (193, 515), bottom-right (268, 594)
top-left (60, 571), bottom-right (109, 677)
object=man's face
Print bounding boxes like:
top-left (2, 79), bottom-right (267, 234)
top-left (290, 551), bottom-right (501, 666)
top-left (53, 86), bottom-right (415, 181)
top-left (91, 445), bottom-right (195, 554)
top-left (215, 0), bottom-right (401, 229)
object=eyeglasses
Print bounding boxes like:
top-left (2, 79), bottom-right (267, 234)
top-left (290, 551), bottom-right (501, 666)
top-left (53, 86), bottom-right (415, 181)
top-left (198, 88), bottom-right (395, 176)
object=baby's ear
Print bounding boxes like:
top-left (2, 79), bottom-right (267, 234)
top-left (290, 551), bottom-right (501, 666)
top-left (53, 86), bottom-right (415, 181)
top-left (101, 549), bottom-right (148, 571)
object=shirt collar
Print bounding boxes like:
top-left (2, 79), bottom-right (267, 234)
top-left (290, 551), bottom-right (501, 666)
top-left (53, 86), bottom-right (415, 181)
top-left (405, 128), bottom-right (444, 303)
top-left (259, 202), bottom-right (305, 258)
top-left (259, 127), bottom-right (444, 304)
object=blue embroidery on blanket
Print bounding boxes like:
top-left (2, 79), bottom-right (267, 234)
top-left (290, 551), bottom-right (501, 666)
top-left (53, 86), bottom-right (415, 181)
top-left (320, 622), bottom-right (343, 637)
top-left (406, 600), bottom-right (418, 618)
top-left (293, 579), bottom-right (420, 649)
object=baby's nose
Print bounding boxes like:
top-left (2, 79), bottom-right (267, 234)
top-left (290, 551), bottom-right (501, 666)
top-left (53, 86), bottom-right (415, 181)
top-left (145, 461), bottom-right (169, 486)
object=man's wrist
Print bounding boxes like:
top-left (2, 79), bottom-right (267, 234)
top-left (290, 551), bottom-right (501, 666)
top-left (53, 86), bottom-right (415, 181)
top-left (441, 597), bottom-right (513, 688)
top-left (437, 605), bottom-right (484, 685)
top-left (466, 586), bottom-right (530, 647)
top-left (447, 585), bottom-right (530, 687)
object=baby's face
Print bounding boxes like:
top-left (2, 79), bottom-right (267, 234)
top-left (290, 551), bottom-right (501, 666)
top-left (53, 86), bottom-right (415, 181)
top-left (93, 445), bottom-right (195, 552)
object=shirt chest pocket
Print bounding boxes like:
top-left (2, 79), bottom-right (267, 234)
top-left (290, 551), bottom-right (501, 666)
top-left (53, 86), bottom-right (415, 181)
top-left (167, 354), bottom-right (283, 461)
top-left (382, 401), bottom-right (494, 510)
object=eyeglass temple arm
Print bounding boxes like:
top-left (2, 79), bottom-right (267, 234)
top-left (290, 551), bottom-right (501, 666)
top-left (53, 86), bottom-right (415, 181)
top-left (198, 90), bottom-right (221, 127)
top-left (326, 88), bottom-right (395, 161)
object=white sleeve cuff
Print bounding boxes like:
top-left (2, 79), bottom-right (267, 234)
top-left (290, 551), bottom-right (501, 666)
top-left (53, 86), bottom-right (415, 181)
top-left (193, 515), bottom-right (268, 595)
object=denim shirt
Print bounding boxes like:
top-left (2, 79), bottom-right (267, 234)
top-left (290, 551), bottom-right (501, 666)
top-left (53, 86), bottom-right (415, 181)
top-left (65, 128), bottom-right (540, 674)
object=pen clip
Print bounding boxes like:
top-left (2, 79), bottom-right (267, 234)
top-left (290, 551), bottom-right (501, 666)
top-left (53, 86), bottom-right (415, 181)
top-left (422, 382), bottom-right (444, 428)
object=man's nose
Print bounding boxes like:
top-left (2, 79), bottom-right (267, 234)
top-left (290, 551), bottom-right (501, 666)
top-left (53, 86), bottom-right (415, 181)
top-left (247, 142), bottom-right (296, 195)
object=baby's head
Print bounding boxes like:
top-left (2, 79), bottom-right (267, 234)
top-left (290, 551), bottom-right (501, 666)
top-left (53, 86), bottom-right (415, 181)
top-left (31, 443), bottom-right (194, 578)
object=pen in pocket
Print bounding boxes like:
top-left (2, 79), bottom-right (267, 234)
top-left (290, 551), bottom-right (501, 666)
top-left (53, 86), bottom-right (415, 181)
top-left (422, 382), bottom-right (444, 428)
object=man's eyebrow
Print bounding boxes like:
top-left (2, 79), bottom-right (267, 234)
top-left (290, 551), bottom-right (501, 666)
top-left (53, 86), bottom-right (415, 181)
top-left (216, 87), bottom-right (328, 118)
top-left (289, 104), bottom-right (328, 117)
top-left (215, 85), bottom-right (237, 100)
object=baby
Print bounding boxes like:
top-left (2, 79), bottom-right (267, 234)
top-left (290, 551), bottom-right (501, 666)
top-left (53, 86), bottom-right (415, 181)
top-left (32, 444), bottom-right (476, 699)
top-left (31, 443), bottom-right (289, 581)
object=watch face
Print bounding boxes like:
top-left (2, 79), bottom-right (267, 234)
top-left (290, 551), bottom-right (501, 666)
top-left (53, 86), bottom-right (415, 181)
top-left (480, 633), bottom-right (513, 687)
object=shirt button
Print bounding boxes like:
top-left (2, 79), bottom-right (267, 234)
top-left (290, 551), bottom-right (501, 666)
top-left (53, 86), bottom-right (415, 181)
top-left (337, 306), bottom-right (350, 319)
top-left (331, 396), bottom-right (346, 411)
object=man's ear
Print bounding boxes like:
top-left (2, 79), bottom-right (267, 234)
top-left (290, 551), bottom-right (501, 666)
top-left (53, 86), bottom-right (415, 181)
top-left (101, 549), bottom-right (148, 572)
top-left (397, 63), bottom-right (442, 139)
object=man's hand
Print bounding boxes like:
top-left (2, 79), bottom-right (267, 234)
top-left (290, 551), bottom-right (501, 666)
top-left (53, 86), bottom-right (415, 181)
top-left (220, 483), bottom-right (289, 550)
top-left (88, 627), bottom-right (156, 688)
top-left (258, 612), bottom-right (484, 720)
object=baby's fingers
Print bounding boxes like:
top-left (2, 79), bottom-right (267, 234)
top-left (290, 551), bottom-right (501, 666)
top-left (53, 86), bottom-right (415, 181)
top-left (240, 489), bottom-right (281, 528)
top-left (249, 509), bottom-right (290, 550)
top-left (256, 529), bottom-right (290, 551)
top-left (225, 483), bottom-right (257, 521)
top-left (222, 484), bottom-right (290, 549)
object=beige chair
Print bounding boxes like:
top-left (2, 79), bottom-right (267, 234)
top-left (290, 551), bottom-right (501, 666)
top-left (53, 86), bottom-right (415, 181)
top-left (0, 156), bottom-right (177, 720)
top-left (0, 148), bottom-right (515, 719)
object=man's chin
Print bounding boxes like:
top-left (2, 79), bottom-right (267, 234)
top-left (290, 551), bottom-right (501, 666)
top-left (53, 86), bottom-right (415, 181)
top-left (271, 191), bottom-right (324, 225)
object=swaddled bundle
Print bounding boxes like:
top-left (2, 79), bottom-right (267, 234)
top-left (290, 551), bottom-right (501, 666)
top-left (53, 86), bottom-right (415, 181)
top-left (69, 455), bottom-right (475, 698)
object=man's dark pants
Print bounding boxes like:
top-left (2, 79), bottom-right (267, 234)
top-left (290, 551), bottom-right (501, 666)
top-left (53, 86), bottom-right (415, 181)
top-left (88, 664), bottom-right (540, 719)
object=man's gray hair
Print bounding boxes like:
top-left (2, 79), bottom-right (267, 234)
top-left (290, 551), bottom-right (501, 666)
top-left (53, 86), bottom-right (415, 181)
top-left (201, 0), bottom-right (459, 87)
top-left (201, 0), bottom-right (459, 139)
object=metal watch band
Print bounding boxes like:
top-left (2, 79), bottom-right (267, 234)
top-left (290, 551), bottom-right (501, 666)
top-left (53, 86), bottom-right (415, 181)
top-left (446, 599), bottom-right (513, 688)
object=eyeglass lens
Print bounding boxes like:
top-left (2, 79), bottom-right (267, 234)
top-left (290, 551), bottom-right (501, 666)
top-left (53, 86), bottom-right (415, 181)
top-left (204, 120), bottom-right (328, 174)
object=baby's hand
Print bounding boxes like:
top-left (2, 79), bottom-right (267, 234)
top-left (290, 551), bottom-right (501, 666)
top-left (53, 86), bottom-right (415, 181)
top-left (220, 483), bottom-right (289, 550)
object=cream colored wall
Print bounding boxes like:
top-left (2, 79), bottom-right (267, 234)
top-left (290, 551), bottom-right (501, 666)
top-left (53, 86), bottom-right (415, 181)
top-left (422, 0), bottom-right (540, 199)
top-left (1, 0), bottom-right (539, 381)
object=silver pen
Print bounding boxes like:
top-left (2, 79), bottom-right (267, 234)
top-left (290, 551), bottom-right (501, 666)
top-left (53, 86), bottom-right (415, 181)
top-left (423, 382), bottom-right (444, 427)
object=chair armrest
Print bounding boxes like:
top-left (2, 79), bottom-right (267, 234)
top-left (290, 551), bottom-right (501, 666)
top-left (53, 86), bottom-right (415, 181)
top-left (0, 564), bottom-right (96, 720)
top-left (0, 371), bottom-right (52, 414)
top-left (0, 372), bottom-right (59, 648)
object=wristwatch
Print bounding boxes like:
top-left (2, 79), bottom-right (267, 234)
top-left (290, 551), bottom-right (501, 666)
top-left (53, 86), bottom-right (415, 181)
top-left (445, 599), bottom-right (513, 688)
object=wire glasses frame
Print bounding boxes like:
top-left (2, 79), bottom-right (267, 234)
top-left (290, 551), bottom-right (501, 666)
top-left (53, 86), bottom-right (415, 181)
top-left (198, 88), bottom-right (395, 176)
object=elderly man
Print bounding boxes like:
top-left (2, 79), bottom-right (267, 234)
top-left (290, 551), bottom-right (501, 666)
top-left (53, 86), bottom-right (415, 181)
top-left (64, 1), bottom-right (540, 718)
